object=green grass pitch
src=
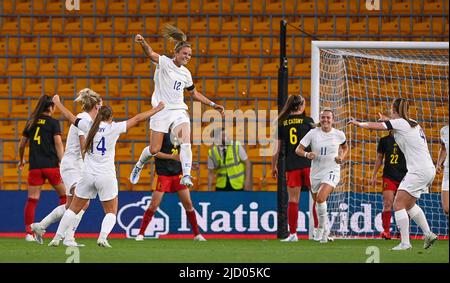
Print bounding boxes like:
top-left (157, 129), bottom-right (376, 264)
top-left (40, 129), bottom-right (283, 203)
top-left (0, 238), bottom-right (447, 263)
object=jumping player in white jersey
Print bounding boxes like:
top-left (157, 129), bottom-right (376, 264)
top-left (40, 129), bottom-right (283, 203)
top-left (349, 98), bottom-right (438, 250)
top-left (31, 88), bottom-right (102, 247)
top-left (436, 125), bottom-right (448, 217)
top-left (296, 109), bottom-right (348, 243)
top-left (48, 95), bottom-right (164, 248)
top-left (129, 24), bottom-right (224, 188)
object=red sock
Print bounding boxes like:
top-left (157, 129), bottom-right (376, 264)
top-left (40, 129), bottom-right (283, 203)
top-left (312, 201), bottom-right (318, 228)
top-left (382, 211), bottom-right (391, 233)
top-left (288, 202), bottom-right (298, 234)
top-left (138, 209), bottom-right (154, 235)
top-left (186, 210), bottom-right (200, 236)
top-left (24, 198), bottom-right (39, 234)
top-left (59, 195), bottom-right (67, 205)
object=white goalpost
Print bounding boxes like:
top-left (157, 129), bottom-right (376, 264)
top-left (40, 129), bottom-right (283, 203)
top-left (310, 41), bottom-right (449, 239)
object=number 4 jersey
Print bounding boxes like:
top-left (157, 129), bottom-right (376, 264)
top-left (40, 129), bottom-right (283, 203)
top-left (278, 114), bottom-right (315, 171)
top-left (22, 115), bottom-right (61, 170)
top-left (75, 118), bottom-right (127, 176)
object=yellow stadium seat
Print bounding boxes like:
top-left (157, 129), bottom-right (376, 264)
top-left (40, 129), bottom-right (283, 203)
top-left (249, 81), bottom-right (274, 98)
top-left (190, 18), bottom-right (220, 35)
top-left (208, 39), bottom-right (239, 55)
top-left (230, 60), bottom-right (260, 77)
top-left (77, 0), bottom-right (107, 14)
top-left (133, 61), bottom-right (154, 76)
top-left (6, 60), bottom-right (38, 76)
top-left (33, 21), bottom-right (63, 34)
top-left (45, 1), bottom-right (64, 13)
top-left (123, 126), bottom-right (148, 140)
top-left (138, 0), bottom-right (158, 13)
top-left (64, 19), bottom-right (95, 34)
top-left (102, 62), bottom-right (132, 76)
top-left (423, 0), bottom-right (446, 13)
top-left (233, 0), bottom-right (265, 13)
top-left (350, 17), bottom-right (380, 34)
top-left (1, 20), bottom-right (31, 34)
top-left (107, 0), bottom-right (139, 14)
top-left (71, 59), bottom-right (102, 76)
top-left (96, 18), bottom-right (127, 34)
top-left (19, 39), bottom-right (50, 55)
top-left (39, 59), bottom-right (70, 76)
top-left (202, 1), bottom-right (220, 13)
top-left (296, 1), bottom-right (326, 14)
top-left (220, 18), bottom-right (251, 34)
top-left (294, 62), bottom-right (311, 76)
top-left (216, 82), bottom-right (247, 97)
top-left (391, 1), bottom-right (411, 13)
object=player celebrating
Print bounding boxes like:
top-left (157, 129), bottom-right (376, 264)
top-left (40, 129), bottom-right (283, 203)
top-left (130, 24), bottom-right (224, 188)
top-left (349, 98), bottom-right (438, 250)
top-left (369, 130), bottom-right (407, 239)
top-left (436, 125), bottom-right (448, 217)
top-left (271, 94), bottom-right (318, 242)
top-left (18, 95), bottom-right (66, 242)
top-left (48, 95), bottom-right (164, 248)
top-left (31, 88), bottom-right (102, 246)
top-left (295, 109), bottom-right (348, 243)
top-left (135, 132), bottom-right (205, 241)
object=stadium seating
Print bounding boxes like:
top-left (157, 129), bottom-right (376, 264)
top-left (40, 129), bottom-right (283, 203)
top-left (0, 0), bottom-right (448, 191)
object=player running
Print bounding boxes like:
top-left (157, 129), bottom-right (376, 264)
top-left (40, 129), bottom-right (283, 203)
top-left (296, 109), bottom-right (348, 243)
top-left (349, 98), bottom-right (438, 250)
top-left (47, 95), bottom-right (164, 248)
top-left (30, 88), bottom-right (102, 246)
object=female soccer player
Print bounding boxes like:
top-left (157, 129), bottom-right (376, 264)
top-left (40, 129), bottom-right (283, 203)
top-left (271, 95), bottom-right (318, 242)
top-left (135, 132), bottom-right (205, 241)
top-left (295, 109), bottom-right (348, 243)
top-left (48, 95), bottom-right (164, 248)
top-left (31, 88), bottom-right (102, 246)
top-left (18, 95), bottom-right (66, 242)
top-left (369, 130), bottom-right (407, 239)
top-left (130, 24), bottom-right (224, 188)
top-left (349, 98), bottom-right (438, 250)
top-left (436, 125), bottom-right (448, 216)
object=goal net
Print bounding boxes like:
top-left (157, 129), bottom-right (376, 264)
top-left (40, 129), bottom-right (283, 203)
top-left (310, 41), bottom-right (449, 239)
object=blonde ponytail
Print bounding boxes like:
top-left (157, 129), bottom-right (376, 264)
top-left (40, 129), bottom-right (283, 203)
top-left (162, 24), bottom-right (191, 53)
top-left (75, 88), bottom-right (102, 112)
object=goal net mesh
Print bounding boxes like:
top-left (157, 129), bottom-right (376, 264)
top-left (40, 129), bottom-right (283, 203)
top-left (317, 46), bottom-right (448, 238)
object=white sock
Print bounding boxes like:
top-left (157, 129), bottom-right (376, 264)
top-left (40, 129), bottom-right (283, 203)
top-left (65, 209), bottom-right (85, 241)
top-left (55, 209), bottom-right (77, 240)
top-left (99, 213), bottom-right (116, 241)
top-left (136, 146), bottom-right (152, 168)
top-left (407, 204), bottom-right (431, 235)
top-left (395, 209), bottom-right (411, 246)
top-left (40, 204), bottom-right (66, 229)
top-left (317, 202), bottom-right (328, 230)
top-left (180, 143), bottom-right (192, 177)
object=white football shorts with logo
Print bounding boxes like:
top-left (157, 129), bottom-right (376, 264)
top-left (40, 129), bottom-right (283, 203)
top-left (75, 172), bottom-right (118, 201)
top-left (310, 169), bottom-right (340, 194)
top-left (149, 109), bottom-right (190, 133)
top-left (398, 167), bottom-right (435, 199)
top-left (442, 166), bottom-right (449, 192)
top-left (60, 167), bottom-right (82, 196)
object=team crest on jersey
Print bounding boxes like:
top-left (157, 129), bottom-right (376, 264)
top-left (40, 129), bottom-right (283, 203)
top-left (117, 196), bottom-right (169, 238)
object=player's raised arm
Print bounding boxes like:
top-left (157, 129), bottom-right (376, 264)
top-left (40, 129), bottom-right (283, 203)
top-left (52, 95), bottom-right (78, 125)
top-left (126, 101), bottom-right (165, 130)
top-left (135, 34), bottom-right (160, 64)
top-left (348, 117), bottom-right (388, 131)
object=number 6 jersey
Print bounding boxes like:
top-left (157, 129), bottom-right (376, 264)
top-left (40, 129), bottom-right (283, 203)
top-left (75, 118), bottom-right (127, 176)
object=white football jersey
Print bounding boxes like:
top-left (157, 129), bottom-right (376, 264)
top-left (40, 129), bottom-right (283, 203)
top-left (60, 112), bottom-right (91, 170)
top-left (440, 125), bottom-right (449, 169)
top-left (300, 127), bottom-right (346, 178)
top-left (76, 119), bottom-right (127, 176)
top-left (385, 118), bottom-right (434, 173)
top-left (151, 55), bottom-right (193, 110)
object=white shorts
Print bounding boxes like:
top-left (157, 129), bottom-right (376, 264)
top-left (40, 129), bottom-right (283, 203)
top-left (442, 166), bottom-right (449, 192)
top-left (75, 172), bottom-right (118, 201)
top-left (149, 109), bottom-right (190, 133)
top-left (310, 170), bottom-right (340, 194)
top-left (398, 168), bottom-right (435, 199)
top-left (60, 167), bottom-right (82, 196)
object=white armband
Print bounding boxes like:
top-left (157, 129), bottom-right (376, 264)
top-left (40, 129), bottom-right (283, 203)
top-left (304, 152), bottom-right (308, 158)
top-left (209, 101), bottom-right (216, 107)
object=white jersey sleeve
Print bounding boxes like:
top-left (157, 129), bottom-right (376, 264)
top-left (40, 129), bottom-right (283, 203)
top-left (112, 121), bottom-right (127, 135)
top-left (299, 130), bottom-right (313, 148)
top-left (76, 118), bottom-right (92, 133)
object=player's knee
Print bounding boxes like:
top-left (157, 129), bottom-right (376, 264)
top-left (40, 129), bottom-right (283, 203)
top-left (316, 196), bottom-right (326, 203)
top-left (150, 147), bottom-right (160, 155)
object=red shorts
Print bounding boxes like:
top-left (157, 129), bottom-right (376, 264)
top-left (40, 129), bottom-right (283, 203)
top-left (382, 177), bottom-right (400, 192)
top-left (28, 168), bottom-right (62, 186)
top-left (156, 175), bottom-right (187, 193)
top-left (286, 168), bottom-right (311, 188)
